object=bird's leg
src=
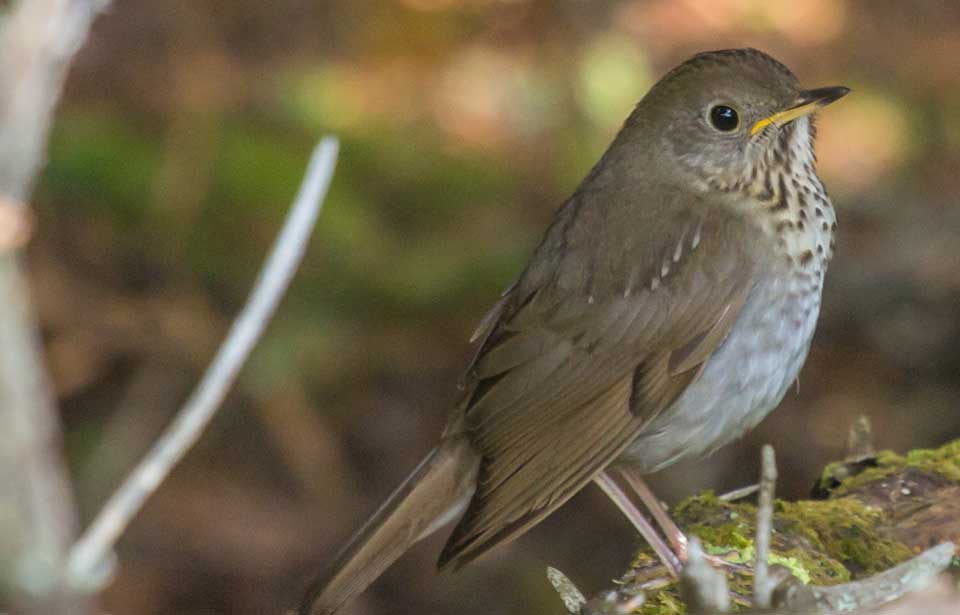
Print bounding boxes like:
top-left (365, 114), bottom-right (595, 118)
top-left (594, 470), bottom-right (682, 576)
top-left (617, 467), bottom-right (748, 572)
top-left (615, 468), bottom-right (689, 559)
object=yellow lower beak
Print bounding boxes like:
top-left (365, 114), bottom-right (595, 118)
top-left (750, 86), bottom-right (850, 136)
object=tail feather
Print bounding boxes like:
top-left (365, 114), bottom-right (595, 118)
top-left (300, 437), bottom-right (479, 615)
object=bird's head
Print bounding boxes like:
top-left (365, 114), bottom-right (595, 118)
top-left (622, 48), bottom-right (849, 196)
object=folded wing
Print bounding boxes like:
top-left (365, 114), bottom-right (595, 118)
top-left (438, 204), bottom-right (763, 568)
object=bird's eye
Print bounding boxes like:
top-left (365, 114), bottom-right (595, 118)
top-left (709, 105), bottom-right (740, 132)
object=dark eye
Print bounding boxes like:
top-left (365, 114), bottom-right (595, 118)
top-left (709, 105), bottom-right (739, 132)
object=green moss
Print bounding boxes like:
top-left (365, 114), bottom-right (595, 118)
top-left (673, 491), bottom-right (756, 550)
top-left (819, 440), bottom-right (960, 497)
top-left (904, 440), bottom-right (960, 482)
top-left (638, 591), bottom-right (685, 615)
top-left (629, 550), bottom-right (661, 571)
top-left (621, 442), bottom-right (960, 611)
top-left (627, 492), bottom-right (844, 612)
top-left (775, 497), bottom-right (912, 576)
top-left (817, 450), bottom-right (903, 495)
top-left (716, 544), bottom-right (815, 585)
top-left (670, 492), bottom-right (842, 588)
top-left (779, 546), bottom-right (849, 584)
top-left (627, 493), bottom-right (907, 611)
top-left (678, 492), bottom-right (907, 581)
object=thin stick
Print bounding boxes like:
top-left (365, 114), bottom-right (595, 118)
top-left (717, 483), bottom-right (759, 502)
top-left (66, 137), bottom-right (339, 587)
top-left (753, 444), bottom-right (777, 609)
top-left (680, 536), bottom-right (730, 614)
top-left (846, 415), bottom-right (875, 462)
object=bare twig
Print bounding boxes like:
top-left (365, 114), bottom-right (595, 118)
top-left (753, 444), bottom-right (778, 609)
top-left (680, 537), bottom-right (730, 614)
top-left (66, 137), bottom-right (339, 588)
top-left (846, 415), bottom-right (876, 462)
top-left (0, 1), bottom-right (103, 612)
top-left (718, 483), bottom-right (759, 502)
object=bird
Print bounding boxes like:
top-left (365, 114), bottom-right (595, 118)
top-left (300, 47), bottom-right (849, 615)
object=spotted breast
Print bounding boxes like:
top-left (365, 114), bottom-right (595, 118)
top-left (618, 114), bottom-right (835, 472)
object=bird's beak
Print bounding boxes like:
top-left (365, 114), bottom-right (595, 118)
top-left (750, 86), bottom-right (850, 136)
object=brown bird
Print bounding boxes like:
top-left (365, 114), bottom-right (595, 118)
top-left (301, 48), bottom-right (848, 614)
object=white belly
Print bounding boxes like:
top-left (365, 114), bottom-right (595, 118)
top-left (618, 268), bottom-right (822, 473)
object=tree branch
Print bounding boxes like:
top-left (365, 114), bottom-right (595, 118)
top-left (66, 137), bottom-right (339, 589)
top-left (0, 1), bottom-right (102, 612)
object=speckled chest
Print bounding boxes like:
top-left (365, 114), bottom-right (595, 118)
top-left (618, 119), bottom-right (836, 472)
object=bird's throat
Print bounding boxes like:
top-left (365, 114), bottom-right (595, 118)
top-left (747, 117), bottom-right (836, 277)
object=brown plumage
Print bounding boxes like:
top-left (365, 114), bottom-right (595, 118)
top-left (301, 48), bottom-right (848, 614)
top-left (439, 204), bottom-right (759, 568)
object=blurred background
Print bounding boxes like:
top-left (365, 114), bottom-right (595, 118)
top-left (34, 1), bottom-right (960, 614)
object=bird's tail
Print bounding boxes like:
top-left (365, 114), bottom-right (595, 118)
top-left (300, 436), bottom-right (479, 615)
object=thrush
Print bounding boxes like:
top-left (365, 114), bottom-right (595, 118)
top-left (301, 48), bottom-right (848, 614)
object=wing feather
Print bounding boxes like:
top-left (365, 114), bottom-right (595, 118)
top-left (439, 203), bottom-right (770, 569)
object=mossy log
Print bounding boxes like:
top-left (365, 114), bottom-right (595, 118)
top-left (578, 439), bottom-right (960, 614)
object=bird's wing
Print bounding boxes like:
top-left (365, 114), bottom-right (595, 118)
top-left (438, 204), bottom-right (764, 568)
